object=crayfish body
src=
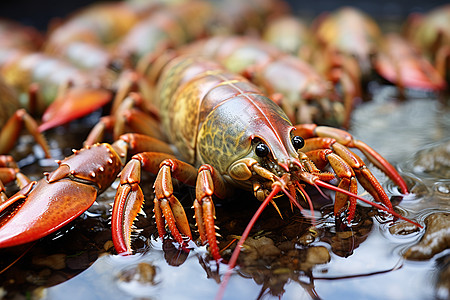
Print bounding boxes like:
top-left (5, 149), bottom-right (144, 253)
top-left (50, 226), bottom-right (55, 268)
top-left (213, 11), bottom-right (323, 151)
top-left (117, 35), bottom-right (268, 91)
top-left (110, 55), bottom-right (419, 261)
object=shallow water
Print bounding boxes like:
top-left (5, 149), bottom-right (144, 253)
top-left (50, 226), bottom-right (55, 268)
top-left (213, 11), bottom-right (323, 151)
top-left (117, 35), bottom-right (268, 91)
top-left (1, 87), bottom-right (449, 300)
top-left (43, 227), bottom-right (438, 300)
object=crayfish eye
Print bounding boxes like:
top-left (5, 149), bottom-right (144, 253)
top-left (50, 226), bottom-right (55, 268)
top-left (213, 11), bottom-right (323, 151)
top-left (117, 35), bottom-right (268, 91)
top-left (255, 142), bottom-right (270, 157)
top-left (291, 135), bottom-right (305, 150)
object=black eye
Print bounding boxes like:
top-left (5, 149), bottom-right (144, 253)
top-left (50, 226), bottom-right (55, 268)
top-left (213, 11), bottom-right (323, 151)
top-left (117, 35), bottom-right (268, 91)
top-left (291, 136), bottom-right (305, 150)
top-left (255, 142), bottom-right (270, 157)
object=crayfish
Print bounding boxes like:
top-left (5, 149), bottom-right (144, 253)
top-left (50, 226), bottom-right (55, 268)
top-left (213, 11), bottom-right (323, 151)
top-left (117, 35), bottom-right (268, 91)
top-left (0, 56), bottom-right (420, 266)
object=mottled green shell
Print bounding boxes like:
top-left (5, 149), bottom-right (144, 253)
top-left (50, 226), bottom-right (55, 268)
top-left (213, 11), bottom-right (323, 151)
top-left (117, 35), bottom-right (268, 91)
top-left (156, 56), bottom-right (297, 176)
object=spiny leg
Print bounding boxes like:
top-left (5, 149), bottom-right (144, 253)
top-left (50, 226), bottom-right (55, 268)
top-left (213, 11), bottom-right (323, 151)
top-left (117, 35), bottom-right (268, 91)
top-left (112, 153), bottom-right (172, 252)
top-left (111, 133), bottom-right (176, 254)
top-left (0, 109), bottom-right (51, 158)
top-left (302, 137), bottom-right (393, 212)
top-left (297, 170), bottom-right (422, 231)
top-left (112, 93), bottom-right (162, 141)
top-left (294, 124), bottom-right (408, 194)
top-left (84, 93), bottom-right (163, 146)
top-left (302, 149), bottom-right (360, 221)
top-left (194, 165), bottom-right (227, 261)
top-left (113, 151), bottom-right (198, 254)
top-left (153, 158), bottom-right (197, 244)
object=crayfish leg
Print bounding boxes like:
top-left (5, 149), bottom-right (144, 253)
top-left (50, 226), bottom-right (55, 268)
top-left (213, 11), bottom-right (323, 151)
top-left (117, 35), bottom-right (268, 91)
top-left (112, 158), bottom-right (145, 254)
top-left (322, 152), bottom-right (361, 221)
top-left (153, 158), bottom-right (197, 241)
top-left (195, 165), bottom-right (227, 261)
top-left (0, 109), bottom-right (51, 158)
top-left (301, 141), bottom-right (392, 222)
top-left (113, 153), bottom-right (196, 254)
top-left (295, 124), bottom-right (408, 194)
top-left (334, 177), bottom-right (358, 221)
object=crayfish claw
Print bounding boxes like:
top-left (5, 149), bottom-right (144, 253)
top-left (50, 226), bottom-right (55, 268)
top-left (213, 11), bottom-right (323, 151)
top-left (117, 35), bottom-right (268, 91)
top-left (112, 180), bottom-right (145, 254)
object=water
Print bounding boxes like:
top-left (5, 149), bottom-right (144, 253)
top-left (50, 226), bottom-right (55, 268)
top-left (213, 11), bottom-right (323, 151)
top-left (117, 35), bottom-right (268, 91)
top-left (44, 235), bottom-right (436, 300)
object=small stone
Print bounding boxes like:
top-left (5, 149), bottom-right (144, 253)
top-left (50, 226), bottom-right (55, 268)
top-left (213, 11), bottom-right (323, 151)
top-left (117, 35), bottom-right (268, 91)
top-left (243, 236), bottom-right (281, 257)
top-left (404, 213), bottom-right (450, 260)
top-left (389, 221), bottom-right (421, 235)
top-left (305, 246), bottom-right (330, 265)
top-left (118, 262), bottom-right (158, 285)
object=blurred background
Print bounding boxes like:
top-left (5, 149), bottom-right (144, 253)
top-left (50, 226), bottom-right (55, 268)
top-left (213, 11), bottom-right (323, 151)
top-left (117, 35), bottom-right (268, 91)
top-left (1, 0), bottom-right (450, 31)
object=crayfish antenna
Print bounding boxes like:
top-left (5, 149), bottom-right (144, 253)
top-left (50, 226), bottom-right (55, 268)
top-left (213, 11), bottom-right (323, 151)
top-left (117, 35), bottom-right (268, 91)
top-left (314, 180), bottom-right (422, 228)
top-left (215, 184), bottom-right (282, 300)
top-left (352, 140), bottom-right (409, 195)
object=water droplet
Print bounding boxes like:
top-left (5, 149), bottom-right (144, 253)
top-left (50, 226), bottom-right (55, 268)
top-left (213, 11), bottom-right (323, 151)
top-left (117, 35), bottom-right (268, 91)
top-left (435, 183), bottom-right (450, 194)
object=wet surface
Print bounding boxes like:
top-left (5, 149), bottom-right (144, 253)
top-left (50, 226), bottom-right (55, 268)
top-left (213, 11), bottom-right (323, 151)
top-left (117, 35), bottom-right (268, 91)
top-left (0, 87), bottom-right (449, 300)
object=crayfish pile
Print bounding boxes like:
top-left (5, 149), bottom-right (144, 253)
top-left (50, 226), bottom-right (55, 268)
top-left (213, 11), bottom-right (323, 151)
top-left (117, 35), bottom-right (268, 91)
top-left (0, 0), bottom-right (448, 299)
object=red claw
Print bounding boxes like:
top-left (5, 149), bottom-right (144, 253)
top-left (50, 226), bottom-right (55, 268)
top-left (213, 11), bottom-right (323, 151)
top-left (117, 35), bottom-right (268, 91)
top-left (39, 87), bottom-right (112, 132)
top-left (0, 179), bottom-right (97, 248)
top-left (0, 143), bottom-right (123, 248)
top-left (374, 34), bottom-right (447, 92)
